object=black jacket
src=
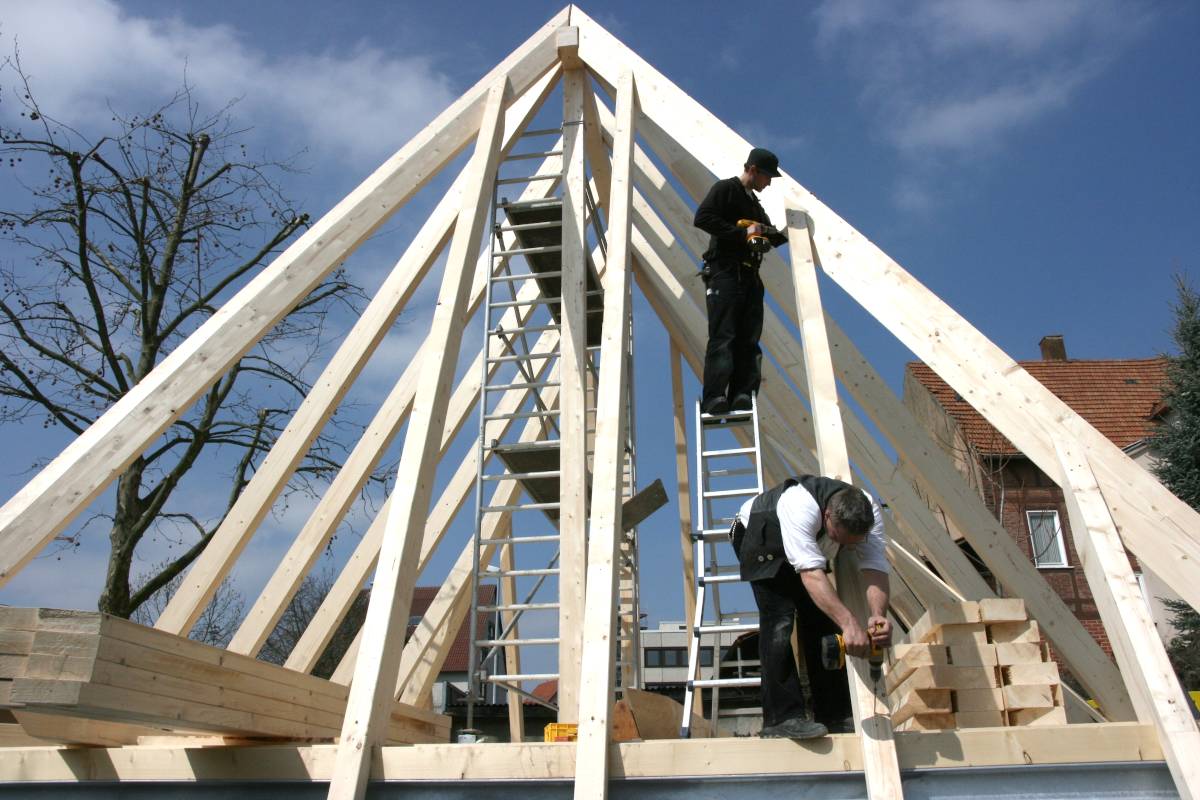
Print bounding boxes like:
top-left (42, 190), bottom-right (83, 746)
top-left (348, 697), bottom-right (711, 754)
top-left (735, 475), bottom-right (857, 582)
top-left (693, 176), bottom-right (788, 264)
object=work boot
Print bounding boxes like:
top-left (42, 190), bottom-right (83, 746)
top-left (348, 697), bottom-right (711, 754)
top-left (730, 393), bottom-right (753, 412)
top-left (759, 717), bottom-right (828, 739)
top-left (701, 397), bottom-right (730, 416)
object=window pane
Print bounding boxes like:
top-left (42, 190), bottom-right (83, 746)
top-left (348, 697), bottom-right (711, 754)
top-left (700, 647), bottom-right (713, 667)
top-left (1028, 510), bottom-right (1066, 567)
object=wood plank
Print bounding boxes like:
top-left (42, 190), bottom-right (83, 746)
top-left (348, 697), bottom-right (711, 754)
top-left (955, 688), bottom-right (1006, 712)
top-left (498, 524), bottom-right (525, 744)
top-left (557, 66), bottom-right (590, 723)
top-left (1055, 437), bottom-right (1200, 800)
top-left (669, 343), bottom-right (697, 638)
top-left (0, 10), bottom-right (567, 588)
top-left (574, 69), bottom-right (637, 800)
top-left (327, 78), bottom-right (510, 800)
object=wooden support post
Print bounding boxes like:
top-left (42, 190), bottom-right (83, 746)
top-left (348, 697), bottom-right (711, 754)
top-left (557, 66), bottom-right (590, 722)
top-left (574, 70), bottom-right (636, 800)
top-left (327, 78), bottom-right (510, 800)
top-left (1055, 438), bottom-right (1200, 800)
top-left (669, 343), bottom-right (697, 639)
top-left (498, 523), bottom-right (526, 743)
top-left (785, 202), bottom-right (903, 799)
top-left (0, 12), bottom-right (567, 586)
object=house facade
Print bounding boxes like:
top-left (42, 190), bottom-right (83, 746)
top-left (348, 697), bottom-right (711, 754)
top-left (903, 335), bottom-right (1178, 656)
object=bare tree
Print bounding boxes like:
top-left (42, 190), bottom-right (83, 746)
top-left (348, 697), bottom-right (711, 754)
top-left (258, 568), bottom-right (367, 678)
top-left (130, 560), bottom-right (245, 647)
top-left (0, 58), bottom-right (368, 618)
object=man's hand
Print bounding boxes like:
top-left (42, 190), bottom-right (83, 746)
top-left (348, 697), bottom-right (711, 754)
top-left (867, 615), bottom-right (892, 648)
top-left (841, 618), bottom-right (870, 658)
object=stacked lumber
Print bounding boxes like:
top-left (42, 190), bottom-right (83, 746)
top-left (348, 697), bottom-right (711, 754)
top-left (0, 608), bottom-right (449, 745)
top-left (885, 599), bottom-right (1067, 731)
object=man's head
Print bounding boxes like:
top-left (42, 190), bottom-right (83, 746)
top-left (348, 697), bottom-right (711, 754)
top-left (743, 147), bottom-right (780, 191)
top-left (823, 488), bottom-right (873, 548)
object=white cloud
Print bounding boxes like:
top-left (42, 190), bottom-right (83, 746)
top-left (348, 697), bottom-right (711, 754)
top-left (1, 0), bottom-right (457, 171)
top-left (811, 0), bottom-right (1154, 209)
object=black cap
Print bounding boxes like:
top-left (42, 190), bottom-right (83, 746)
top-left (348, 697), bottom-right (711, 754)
top-left (746, 147), bottom-right (781, 178)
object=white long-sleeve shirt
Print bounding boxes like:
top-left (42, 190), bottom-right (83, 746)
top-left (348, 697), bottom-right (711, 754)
top-left (736, 485), bottom-right (889, 574)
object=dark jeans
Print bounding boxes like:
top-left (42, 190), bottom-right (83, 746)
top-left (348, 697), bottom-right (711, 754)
top-left (751, 570), bottom-right (851, 728)
top-left (701, 264), bottom-right (763, 406)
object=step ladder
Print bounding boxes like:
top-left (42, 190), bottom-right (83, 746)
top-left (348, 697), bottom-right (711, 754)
top-left (465, 123), bottom-right (638, 727)
top-left (680, 395), bottom-right (765, 738)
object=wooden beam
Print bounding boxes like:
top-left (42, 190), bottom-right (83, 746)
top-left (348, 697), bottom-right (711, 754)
top-left (0, 11), bottom-right (567, 586)
top-left (498, 523), bottom-right (526, 743)
top-left (574, 7), bottom-right (1200, 611)
top-left (327, 77), bottom-right (510, 800)
top-left (157, 68), bottom-right (561, 639)
top-left (785, 202), bottom-right (903, 799)
top-left (0, 722), bottom-right (1166, 782)
top-left (557, 67), bottom-right (590, 722)
top-left (1055, 438), bottom-right (1200, 800)
top-left (574, 70), bottom-right (636, 800)
top-left (669, 342), bottom-right (697, 639)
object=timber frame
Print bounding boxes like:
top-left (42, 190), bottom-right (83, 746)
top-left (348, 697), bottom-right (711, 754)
top-left (0, 6), bottom-right (1197, 800)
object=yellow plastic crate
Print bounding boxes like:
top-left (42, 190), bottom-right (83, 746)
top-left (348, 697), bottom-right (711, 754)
top-left (544, 722), bottom-right (578, 742)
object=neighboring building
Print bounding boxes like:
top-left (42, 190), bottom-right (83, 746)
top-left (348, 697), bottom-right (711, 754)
top-left (903, 335), bottom-right (1178, 655)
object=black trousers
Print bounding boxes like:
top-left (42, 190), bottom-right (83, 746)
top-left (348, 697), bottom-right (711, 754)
top-left (750, 569), bottom-right (852, 728)
top-left (701, 264), bottom-right (763, 405)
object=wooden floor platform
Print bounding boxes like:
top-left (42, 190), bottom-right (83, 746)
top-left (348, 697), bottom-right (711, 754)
top-left (0, 608), bottom-right (449, 746)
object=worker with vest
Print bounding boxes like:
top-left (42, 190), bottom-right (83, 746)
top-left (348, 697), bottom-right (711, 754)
top-left (693, 147), bottom-right (788, 416)
top-left (730, 476), bottom-right (891, 738)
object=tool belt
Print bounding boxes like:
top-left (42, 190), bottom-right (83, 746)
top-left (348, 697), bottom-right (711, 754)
top-left (698, 256), bottom-right (760, 285)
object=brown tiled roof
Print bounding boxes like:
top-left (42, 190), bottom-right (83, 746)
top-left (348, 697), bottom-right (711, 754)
top-left (407, 585), bottom-right (497, 673)
top-left (906, 357), bottom-right (1168, 456)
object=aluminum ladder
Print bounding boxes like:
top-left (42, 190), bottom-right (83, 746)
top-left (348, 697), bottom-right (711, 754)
top-left (680, 395), bottom-right (765, 737)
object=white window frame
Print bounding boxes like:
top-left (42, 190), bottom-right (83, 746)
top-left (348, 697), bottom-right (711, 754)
top-left (1027, 509), bottom-right (1068, 568)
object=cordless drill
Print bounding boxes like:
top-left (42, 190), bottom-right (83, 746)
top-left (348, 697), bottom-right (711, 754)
top-left (819, 623), bottom-right (887, 684)
top-left (736, 219), bottom-right (779, 254)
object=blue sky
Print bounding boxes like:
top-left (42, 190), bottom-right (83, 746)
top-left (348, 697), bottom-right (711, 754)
top-left (0, 1), bottom-right (1197, 647)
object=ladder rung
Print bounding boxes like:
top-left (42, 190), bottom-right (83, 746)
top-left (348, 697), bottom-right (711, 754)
top-left (494, 244), bottom-right (562, 257)
top-left (487, 351), bottom-right (559, 363)
top-left (486, 534), bottom-right (562, 545)
top-left (689, 677), bottom-right (761, 689)
top-left (491, 323), bottom-right (560, 336)
top-left (700, 574), bottom-right (743, 585)
top-left (693, 530), bottom-right (731, 543)
top-left (705, 467), bottom-right (757, 478)
top-left (476, 637), bottom-right (559, 647)
top-left (478, 602), bottom-right (559, 612)
top-left (503, 150), bottom-right (563, 162)
top-left (485, 673), bottom-right (558, 683)
top-left (482, 501), bottom-right (560, 513)
top-left (518, 128), bottom-right (562, 137)
top-left (697, 622), bottom-right (758, 636)
top-left (490, 271), bottom-right (560, 283)
top-left (496, 173), bottom-right (562, 184)
top-left (498, 197), bottom-right (562, 211)
top-left (483, 471), bottom-right (560, 482)
top-left (489, 297), bottom-right (562, 309)
top-left (701, 447), bottom-right (758, 457)
top-left (701, 488), bottom-right (759, 499)
top-left (485, 568), bottom-right (560, 577)
top-left (484, 380), bottom-right (560, 391)
top-left (484, 409), bottom-right (560, 421)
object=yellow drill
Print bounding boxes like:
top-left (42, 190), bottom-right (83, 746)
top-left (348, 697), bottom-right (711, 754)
top-left (736, 219), bottom-right (779, 254)
top-left (819, 624), bottom-right (887, 685)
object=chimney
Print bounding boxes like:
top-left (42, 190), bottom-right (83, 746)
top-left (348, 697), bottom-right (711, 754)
top-left (1039, 334), bottom-right (1067, 361)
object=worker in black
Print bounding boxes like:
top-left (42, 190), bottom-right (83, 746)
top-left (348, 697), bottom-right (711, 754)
top-left (730, 475), bottom-right (891, 739)
top-left (693, 147), bottom-right (788, 416)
